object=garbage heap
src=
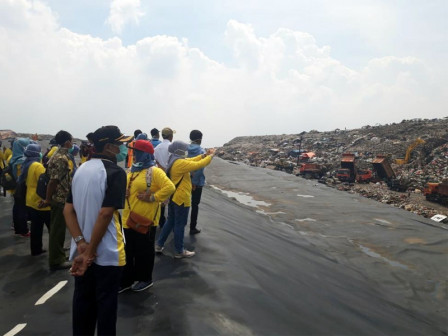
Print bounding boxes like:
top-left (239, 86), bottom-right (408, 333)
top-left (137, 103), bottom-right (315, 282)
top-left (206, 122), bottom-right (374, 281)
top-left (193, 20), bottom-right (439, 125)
top-left (218, 118), bottom-right (448, 218)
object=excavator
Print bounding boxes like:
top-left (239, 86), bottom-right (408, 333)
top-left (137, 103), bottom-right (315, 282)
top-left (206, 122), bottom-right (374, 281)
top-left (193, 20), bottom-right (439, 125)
top-left (395, 138), bottom-right (425, 165)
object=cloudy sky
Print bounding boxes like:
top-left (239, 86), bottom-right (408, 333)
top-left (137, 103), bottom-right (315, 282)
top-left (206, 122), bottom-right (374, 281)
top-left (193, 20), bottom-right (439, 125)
top-left (1, 0), bottom-right (447, 146)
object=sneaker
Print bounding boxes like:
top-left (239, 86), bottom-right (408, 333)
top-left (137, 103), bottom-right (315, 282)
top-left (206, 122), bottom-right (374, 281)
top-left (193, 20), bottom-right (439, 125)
top-left (174, 250), bottom-right (195, 259)
top-left (189, 228), bottom-right (201, 235)
top-left (15, 231), bottom-right (30, 237)
top-left (155, 245), bottom-right (164, 254)
top-left (131, 281), bottom-right (154, 292)
top-left (118, 285), bottom-right (133, 294)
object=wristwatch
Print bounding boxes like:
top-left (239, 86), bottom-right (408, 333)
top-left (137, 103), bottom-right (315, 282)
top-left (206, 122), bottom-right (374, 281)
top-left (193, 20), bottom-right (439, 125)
top-left (74, 235), bottom-right (85, 244)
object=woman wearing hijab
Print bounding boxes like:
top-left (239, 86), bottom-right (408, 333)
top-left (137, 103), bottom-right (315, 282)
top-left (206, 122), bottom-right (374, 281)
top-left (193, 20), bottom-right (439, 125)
top-left (10, 138), bottom-right (33, 236)
top-left (156, 140), bottom-right (215, 258)
top-left (68, 144), bottom-right (79, 176)
top-left (119, 140), bottom-right (175, 293)
top-left (20, 144), bottom-right (51, 255)
top-left (136, 133), bottom-right (148, 141)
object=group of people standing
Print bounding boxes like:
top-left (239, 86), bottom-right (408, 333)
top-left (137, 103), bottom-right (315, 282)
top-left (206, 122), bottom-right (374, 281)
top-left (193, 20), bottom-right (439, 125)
top-left (1, 125), bottom-right (215, 335)
top-left (2, 132), bottom-right (77, 270)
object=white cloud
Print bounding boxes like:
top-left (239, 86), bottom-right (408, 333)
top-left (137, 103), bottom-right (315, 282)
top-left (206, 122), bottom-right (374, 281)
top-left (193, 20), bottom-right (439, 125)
top-left (106, 0), bottom-right (145, 34)
top-left (0, 0), bottom-right (446, 147)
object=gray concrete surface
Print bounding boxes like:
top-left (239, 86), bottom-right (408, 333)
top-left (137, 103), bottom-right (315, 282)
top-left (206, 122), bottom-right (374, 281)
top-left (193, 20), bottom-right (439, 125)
top-left (0, 157), bottom-right (446, 335)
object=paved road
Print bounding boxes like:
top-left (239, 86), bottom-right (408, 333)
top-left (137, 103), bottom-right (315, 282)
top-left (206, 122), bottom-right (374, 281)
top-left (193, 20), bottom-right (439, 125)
top-left (0, 158), bottom-right (447, 335)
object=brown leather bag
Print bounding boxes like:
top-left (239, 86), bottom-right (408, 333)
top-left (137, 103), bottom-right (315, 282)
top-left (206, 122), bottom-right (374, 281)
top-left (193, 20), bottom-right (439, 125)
top-left (126, 211), bottom-right (154, 234)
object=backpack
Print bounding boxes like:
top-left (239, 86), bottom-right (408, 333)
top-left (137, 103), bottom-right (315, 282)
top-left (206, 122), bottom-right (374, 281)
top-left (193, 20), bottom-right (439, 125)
top-left (14, 178), bottom-right (27, 204)
top-left (0, 165), bottom-right (17, 190)
top-left (36, 172), bottom-right (50, 200)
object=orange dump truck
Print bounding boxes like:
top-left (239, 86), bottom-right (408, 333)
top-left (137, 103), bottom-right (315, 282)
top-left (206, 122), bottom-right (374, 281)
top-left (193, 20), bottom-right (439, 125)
top-left (336, 153), bottom-right (372, 183)
top-left (372, 155), bottom-right (408, 192)
top-left (298, 163), bottom-right (323, 179)
top-left (336, 153), bottom-right (357, 182)
top-left (424, 181), bottom-right (448, 205)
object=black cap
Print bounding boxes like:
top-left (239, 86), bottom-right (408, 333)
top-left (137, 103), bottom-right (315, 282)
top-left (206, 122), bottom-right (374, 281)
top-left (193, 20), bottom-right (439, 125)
top-left (92, 126), bottom-right (132, 146)
top-left (150, 128), bottom-right (159, 136)
top-left (189, 130), bottom-right (203, 141)
top-left (55, 130), bottom-right (72, 146)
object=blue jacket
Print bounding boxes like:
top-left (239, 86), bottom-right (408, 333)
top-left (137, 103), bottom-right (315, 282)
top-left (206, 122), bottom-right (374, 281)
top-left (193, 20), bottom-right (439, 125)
top-left (151, 138), bottom-right (162, 148)
top-left (187, 144), bottom-right (206, 186)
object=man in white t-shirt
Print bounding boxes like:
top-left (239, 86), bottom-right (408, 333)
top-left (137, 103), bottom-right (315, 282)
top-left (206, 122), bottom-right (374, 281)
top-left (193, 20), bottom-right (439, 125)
top-left (153, 127), bottom-right (175, 227)
top-left (64, 125), bottom-right (131, 336)
top-left (154, 127), bottom-right (175, 170)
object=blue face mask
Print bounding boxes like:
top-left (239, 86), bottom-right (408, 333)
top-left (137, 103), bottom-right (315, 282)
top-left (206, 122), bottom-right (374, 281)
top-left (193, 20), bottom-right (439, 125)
top-left (68, 145), bottom-right (75, 154)
top-left (116, 144), bottom-right (128, 162)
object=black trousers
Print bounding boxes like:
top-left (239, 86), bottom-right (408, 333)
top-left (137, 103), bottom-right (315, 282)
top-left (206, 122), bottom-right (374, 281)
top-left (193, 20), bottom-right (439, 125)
top-left (190, 186), bottom-right (203, 229)
top-left (121, 226), bottom-right (156, 287)
top-left (27, 207), bottom-right (50, 255)
top-left (73, 264), bottom-right (123, 336)
top-left (13, 195), bottom-right (28, 234)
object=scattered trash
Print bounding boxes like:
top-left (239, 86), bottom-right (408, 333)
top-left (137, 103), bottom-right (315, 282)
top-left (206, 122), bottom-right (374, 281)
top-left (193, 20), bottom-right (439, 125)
top-left (430, 214), bottom-right (448, 223)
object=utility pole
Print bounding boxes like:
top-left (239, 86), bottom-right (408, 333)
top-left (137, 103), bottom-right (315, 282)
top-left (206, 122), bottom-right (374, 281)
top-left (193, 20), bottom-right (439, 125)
top-left (294, 136), bottom-right (303, 166)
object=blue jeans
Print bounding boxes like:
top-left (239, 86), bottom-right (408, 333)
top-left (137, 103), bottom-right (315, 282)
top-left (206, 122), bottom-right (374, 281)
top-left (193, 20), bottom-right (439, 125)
top-left (157, 202), bottom-right (190, 253)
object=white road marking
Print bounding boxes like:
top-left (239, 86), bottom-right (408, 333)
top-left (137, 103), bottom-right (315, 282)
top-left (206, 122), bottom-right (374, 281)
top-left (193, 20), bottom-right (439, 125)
top-left (35, 280), bottom-right (68, 305)
top-left (4, 323), bottom-right (27, 336)
top-left (374, 218), bottom-right (392, 225)
top-left (297, 194), bottom-right (314, 198)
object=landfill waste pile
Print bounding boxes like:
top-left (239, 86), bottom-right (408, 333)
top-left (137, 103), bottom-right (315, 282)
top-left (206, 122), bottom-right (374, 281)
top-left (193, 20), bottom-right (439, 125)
top-left (0, 130), bottom-right (18, 140)
top-left (218, 118), bottom-right (448, 219)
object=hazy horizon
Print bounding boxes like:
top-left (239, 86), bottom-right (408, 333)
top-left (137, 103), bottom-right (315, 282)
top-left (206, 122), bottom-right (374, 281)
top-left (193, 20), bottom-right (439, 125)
top-left (1, 0), bottom-right (447, 147)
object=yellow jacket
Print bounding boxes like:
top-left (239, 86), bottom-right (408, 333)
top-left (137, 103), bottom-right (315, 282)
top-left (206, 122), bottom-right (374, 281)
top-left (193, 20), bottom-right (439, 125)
top-left (46, 146), bottom-right (57, 159)
top-left (4, 148), bottom-right (12, 161)
top-left (0, 150), bottom-right (4, 170)
top-left (170, 154), bottom-right (212, 207)
top-left (26, 162), bottom-right (50, 211)
top-left (122, 167), bottom-right (175, 228)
